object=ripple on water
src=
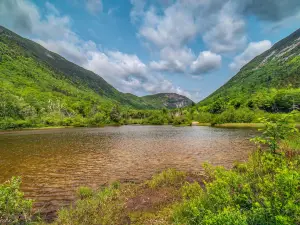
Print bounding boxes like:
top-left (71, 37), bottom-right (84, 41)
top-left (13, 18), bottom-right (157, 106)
top-left (0, 125), bottom-right (257, 220)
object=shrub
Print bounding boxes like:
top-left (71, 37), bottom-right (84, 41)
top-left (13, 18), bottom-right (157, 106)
top-left (55, 184), bottom-right (122, 225)
top-left (172, 119), bottom-right (300, 225)
top-left (147, 169), bottom-right (186, 189)
top-left (76, 186), bottom-right (93, 199)
top-left (0, 177), bottom-right (33, 224)
top-left (251, 116), bottom-right (298, 153)
top-left (173, 116), bottom-right (191, 126)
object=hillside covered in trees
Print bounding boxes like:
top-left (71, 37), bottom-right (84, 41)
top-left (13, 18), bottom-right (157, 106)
top-left (183, 28), bottom-right (300, 124)
top-left (0, 26), bottom-right (193, 129)
top-left (200, 28), bottom-right (300, 113)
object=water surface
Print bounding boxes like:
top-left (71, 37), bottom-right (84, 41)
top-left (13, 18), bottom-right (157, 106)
top-left (0, 125), bottom-right (256, 218)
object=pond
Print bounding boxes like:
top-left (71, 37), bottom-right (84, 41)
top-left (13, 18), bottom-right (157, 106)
top-left (0, 125), bottom-right (257, 219)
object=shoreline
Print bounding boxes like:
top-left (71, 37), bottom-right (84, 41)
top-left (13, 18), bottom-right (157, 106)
top-left (1, 122), bottom-right (300, 133)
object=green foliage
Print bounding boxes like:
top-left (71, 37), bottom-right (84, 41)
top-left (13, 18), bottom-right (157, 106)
top-left (172, 121), bottom-right (300, 225)
top-left (0, 177), bottom-right (33, 224)
top-left (76, 187), bottom-right (93, 200)
top-left (188, 29), bottom-right (300, 123)
top-left (54, 184), bottom-right (121, 225)
top-left (0, 26), bottom-right (193, 130)
top-left (110, 105), bottom-right (122, 123)
top-left (251, 116), bottom-right (298, 153)
top-left (172, 116), bottom-right (191, 126)
top-left (173, 150), bottom-right (300, 225)
top-left (147, 169), bottom-right (186, 189)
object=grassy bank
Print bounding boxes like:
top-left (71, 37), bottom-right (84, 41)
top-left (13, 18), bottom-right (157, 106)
top-left (213, 123), bottom-right (264, 128)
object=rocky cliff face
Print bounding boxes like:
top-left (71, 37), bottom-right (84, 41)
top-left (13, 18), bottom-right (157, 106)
top-left (142, 93), bottom-right (194, 109)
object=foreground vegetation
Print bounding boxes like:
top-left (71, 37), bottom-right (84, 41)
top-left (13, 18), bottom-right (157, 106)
top-left (1, 117), bottom-right (299, 224)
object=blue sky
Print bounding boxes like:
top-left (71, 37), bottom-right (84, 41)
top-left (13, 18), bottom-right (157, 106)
top-left (1, 0), bottom-right (300, 101)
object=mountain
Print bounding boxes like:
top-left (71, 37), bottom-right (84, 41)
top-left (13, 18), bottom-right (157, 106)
top-left (199, 28), bottom-right (300, 113)
top-left (0, 26), bottom-right (192, 110)
top-left (142, 93), bottom-right (194, 109)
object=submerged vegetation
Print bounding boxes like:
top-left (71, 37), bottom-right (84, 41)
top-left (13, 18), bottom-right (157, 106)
top-left (1, 117), bottom-right (299, 224)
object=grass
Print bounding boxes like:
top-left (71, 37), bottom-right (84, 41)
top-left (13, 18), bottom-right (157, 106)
top-left (48, 169), bottom-right (198, 225)
top-left (213, 123), bottom-right (265, 128)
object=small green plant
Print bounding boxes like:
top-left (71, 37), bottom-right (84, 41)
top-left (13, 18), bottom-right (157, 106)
top-left (55, 184), bottom-right (122, 225)
top-left (76, 186), bottom-right (93, 199)
top-left (147, 169), bottom-right (186, 189)
top-left (0, 177), bottom-right (33, 224)
top-left (251, 116), bottom-right (298, 153)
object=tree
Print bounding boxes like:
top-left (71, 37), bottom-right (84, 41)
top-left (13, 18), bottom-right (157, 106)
top-left (110, 105), bottom-right (121, 123)
top-left (251, 115), bottom-right (298, 153)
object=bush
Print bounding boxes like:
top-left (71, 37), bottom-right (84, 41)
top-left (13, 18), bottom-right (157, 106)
top-left (76, 186), bottom-right (93, 199)
top-left (55, 184), bottom-right (121, 225)
top-left (0, 177), bottom-right (33, 224)
top-left (173, 116), bottom-right (191, 126)
top-left (147, 169), bottom-right (186, 189)
top-left (172, 119), bottom-right (300, 225)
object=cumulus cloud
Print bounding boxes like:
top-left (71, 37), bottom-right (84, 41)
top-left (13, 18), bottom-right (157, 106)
top-left (203, 3), bottom-right (247, 53)
top-left (45, 2), bottom-right (60, 15)
top-left (139, 6), bottom-right (198, 48)
top-left (130, 0), bottom-right (146, 23)
top-left (150, 47), bottom-right (195, 73)
top-left (191, 51), bottom-right (222, 75)
top-left (0, 0), bottom-right (191, 98)
top-left (85, 0), bottom-right (103, 14)
top-left (137, 1), bottom-right (247, 53)
top-left (133, 0), bottom-right (300, 75)
top-left (84, 50), bottom-right (192, 97)
top-left (229, 40), bottom-right (272, 72)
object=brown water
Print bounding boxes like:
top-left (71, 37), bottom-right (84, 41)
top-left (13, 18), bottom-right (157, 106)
top-left (0, 125), bottom-right (256, 218)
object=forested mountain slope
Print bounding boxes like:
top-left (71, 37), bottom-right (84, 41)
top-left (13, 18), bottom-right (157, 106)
top-left (199, 28), bottom-right (300, 113)
top-left (0, 26), bottom-right (192, 110)
top-left (0, 26), bottom-right (194, 128)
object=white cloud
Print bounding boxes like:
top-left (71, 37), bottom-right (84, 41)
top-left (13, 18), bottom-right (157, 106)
top-left (135, 0), bottom-right (247, 76)
top-left (150, 47), bottom-right (195, 73)
top-left (139, 5), bottom-right (198, 48)
top-left (84, 50), bottom-right (191, 97)
top-left (133, 0), bottom-right (300, 76)
top-left (45, 2), bottom-right (59, 15)
top-left (85, 0), bottom-right (103, 14)
top-left (229, 40), bottom-right (272, 72)
top-left (203, 3), bottom-right (247, 53)
top-left (137, 1), bottom-right (247, 54)
top-left (191, 51), bottom-right (222, 75)
top-left (130, 0), bottom-right (146, 23)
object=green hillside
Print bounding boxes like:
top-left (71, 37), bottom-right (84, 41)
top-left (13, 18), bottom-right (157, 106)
top-left (199, 28), bottom-right (300, 113)
top-left (0, 26), bottom-right (192, 129)
top-left (178, 28), bottom-right (300, 124)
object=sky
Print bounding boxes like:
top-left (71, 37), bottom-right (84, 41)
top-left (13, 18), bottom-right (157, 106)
top-left (0, 0), bottom-right (300, 102)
